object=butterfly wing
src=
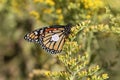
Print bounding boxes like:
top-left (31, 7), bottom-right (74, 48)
top-left (24, 24), bottom-right (72, 54)
top-left (24, 29), bottom-right (43, 43)
top-left (39, 27), bottom-right (65, 53)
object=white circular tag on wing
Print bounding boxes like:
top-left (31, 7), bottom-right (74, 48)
top-left (51, 34), bottom-right (59, 41)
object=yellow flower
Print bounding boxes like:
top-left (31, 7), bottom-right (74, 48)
top-left (56, 8), bottom-right (62, 14)
top-left (88, 2), bottom-right (94, 7)
top-left (11, 0), bottom-right (23, 16)
top-left (34, 0), bottom-right (44, 3)
top-left (87, 78), bottom-right (91, 80)
top-left (29, 11), bottom-right (40, 19)
top-left (102, 73), bottom-right (109, 79)
top-left (79, 70), bottom-right (88, 76)
top-left (56, 19), bottom-right (61, 24)
top-left (43, 9), bottom-right (52, 14)
top-left (86, 15), bottom-right (91, 19)
top-left (56, 14), bottom-right (63, 23)
top-left (96, 65), bottom-right (100, 70)
top-left (45, 0), bottom-right (55, 6)
top-left (92, 75), bottom-right (97, 79)
top-left (59, 14), bottom-right (63, 20)
top-left (44, 71), bottom-right (50, 77)
top-left (51, 72), bottom-right (59, 76)
top-left (82, 0), bottom-right (104, 10)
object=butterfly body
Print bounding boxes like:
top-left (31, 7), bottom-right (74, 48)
top-left (24, 24), bottom-right (72, 54)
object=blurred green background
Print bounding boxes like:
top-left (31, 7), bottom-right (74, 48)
top-left (0, 0), bottom-right (120, 80)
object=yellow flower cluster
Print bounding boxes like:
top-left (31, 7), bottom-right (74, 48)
top-left (90, 73), bottom-right (109, 80)
top-left (33, 0), bottom-right (64, 24)
top-left (111, 26), bottom-right (120, 34)
top-left (81, 0), bottom-right (104, 10)
top-left (70, 20), bottom-right (91, 38)
top-left (80, 0), bottom-right (105, 19)
top-left (88, 65), bottom-right (100, 74)
top-left (28, 69), bottom-right (50, 78)
top-left (44, 71), bottom-right (51, 77)
top-left (102, 73), bottom-right (109, 79)
top-left (55, 8), bottom-right (63, 23)
top-left (56, 8), bottom-right (62, 14)
top-left (58, 50), bottom-right (89, 72)
top-left (78, 24), bottom-right (111, 36)
top-left (29, 11), bottom-right (40, 20)
top-left (78, 70), bottom-right (88, 77)
top-left (56, 14), bottom-right (63, 24)
top-left (34, 0), bottom-right (55, 6)
top-left (43, 9), bottom-right (53, 14)
top-left (45, 0), bottom-right (55, 6)
top-left (34, 0), bottom-right (44, 3)
top-left (11, 0), bottom-right (23, 16)
top-left (63, 41), bottom-right (80, 53)
top-left (77, 65), bottom-right (109, 80)
top-left (93, 24), bottom-right (108, 32)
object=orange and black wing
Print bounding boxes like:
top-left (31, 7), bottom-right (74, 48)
top-left (24, 24), bottom-right (72, 54)
top-left (24, 29), bottom-right (43, 43)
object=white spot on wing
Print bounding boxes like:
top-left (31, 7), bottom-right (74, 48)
top-left (34, 31), bottom-right (38, 35)
top-left (51, 34), bottom-right (59, 41)
top-left (40, 30), bottom-right (43, 34)
top-left (35, 39), bottom-right (38, 42)
top-left (27, 34), bottom-right (29, 37)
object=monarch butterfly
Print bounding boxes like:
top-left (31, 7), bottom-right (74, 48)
top-left (24, 24), bottom-right (72, 54)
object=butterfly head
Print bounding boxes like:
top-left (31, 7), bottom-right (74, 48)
top-left (64, 24), bottom-right (72, 35)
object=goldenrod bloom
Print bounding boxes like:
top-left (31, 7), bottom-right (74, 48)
top-left (44, 71), bottom-right (50, 77)
top-left (59, 14), bottom-right (63, 20)
top-left (43, 9), bottom-right (53, 14)
top-left (34, 0), bottom-right (44, 3)
top-left (45, 0), bottom-right (55, 6)
top-left (56, 8), bottom-right (62, 14)
top-left (102, 73), bottom-right (109, 79)
top-left (29, 11), bottom-right (40, 19)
